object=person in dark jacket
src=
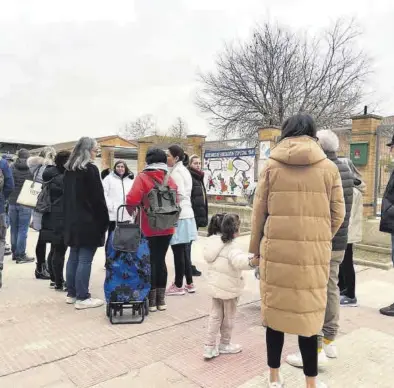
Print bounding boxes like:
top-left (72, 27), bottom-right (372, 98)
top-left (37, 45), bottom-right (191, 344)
top-left (187, 154), bottom-right (208, 276)
top-left (287, 129), bottom-right (353, 369)
top-left (8, 149), bottom-right (35, 264)
top-left (0, 156), bottom-right (14, 288)
top-left (379, 135), bottom-right (394, 316)
top-left (63, 137), bottom-right (109, 310)
top-left (40, 150), bottom-right (71, 291)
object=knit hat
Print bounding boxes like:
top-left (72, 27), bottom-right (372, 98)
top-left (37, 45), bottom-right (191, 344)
top-left (17, 148), bottom-right (30, 159)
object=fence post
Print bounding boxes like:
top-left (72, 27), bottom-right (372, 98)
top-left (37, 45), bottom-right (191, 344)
top-left (257, 126), bottom-right (281, 175)
top-left (351, 114), bottom-right (383, 217)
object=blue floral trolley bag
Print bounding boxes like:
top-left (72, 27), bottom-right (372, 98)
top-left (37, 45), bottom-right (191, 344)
top-left (104, 207), bottom-right (151, 324)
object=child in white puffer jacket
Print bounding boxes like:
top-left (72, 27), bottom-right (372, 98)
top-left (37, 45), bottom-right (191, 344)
top-left (203, 213), bottom-right (259, 360)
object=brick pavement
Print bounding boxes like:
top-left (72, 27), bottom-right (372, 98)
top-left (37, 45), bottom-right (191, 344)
top-left (0, 232), bottom-right (394, 387)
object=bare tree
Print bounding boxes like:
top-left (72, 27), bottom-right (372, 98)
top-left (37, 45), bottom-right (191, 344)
top-left (196, 19), bottom-right (370, 139)
top-left (169, 117), bottom-right (189, 138)
top-left (119, 114), bottom-right (157, 140)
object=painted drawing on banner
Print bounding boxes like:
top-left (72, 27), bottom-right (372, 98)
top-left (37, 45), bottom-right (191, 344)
top-left (203, 148), bottom-right (256, 196)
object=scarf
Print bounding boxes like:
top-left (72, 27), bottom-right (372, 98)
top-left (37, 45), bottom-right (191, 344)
top-left (189, 166), bottom-right (204, 180)
top-left (144, 162), bottom-right (168, 172)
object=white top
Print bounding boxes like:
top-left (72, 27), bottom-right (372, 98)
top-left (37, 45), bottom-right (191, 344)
top-left (102, 172), bottom-right (134, 221)
top-left (169, 161), bottom-right (194, 220)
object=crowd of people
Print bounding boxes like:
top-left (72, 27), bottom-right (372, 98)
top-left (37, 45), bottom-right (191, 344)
top-left (1, 113), bottom-right (394, 388)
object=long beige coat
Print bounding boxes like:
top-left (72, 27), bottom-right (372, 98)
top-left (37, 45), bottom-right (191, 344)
top-left (249, 136), bottom-right (345, 337)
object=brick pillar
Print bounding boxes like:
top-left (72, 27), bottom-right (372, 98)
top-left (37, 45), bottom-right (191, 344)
top-left (351, 114), bottom-right (383, 217)
top-left (101, 147), bottom-right (114, 170)
top-left (257, 126), bottom-right (281, 175)
top-left (187, 134), bottom-right (206, 159)
top-left (137, 140), bottom-right (154, 172)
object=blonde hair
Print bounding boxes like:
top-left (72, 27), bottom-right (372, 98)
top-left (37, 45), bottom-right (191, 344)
top-left (39, 146), bottom-right (57, 166)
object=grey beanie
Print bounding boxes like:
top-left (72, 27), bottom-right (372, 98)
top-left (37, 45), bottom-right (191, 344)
top-left (17, 148), bottom-right (30, 159)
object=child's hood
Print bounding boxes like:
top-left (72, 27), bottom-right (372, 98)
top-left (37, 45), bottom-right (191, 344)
top-left (204, 235), bottom-right (226, 264)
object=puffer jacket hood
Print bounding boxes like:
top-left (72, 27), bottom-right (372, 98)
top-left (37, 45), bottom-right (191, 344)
top-left (27, 156), bottom-right (44, 174)
top-left (204, 235), bottom-right (251, 300)
top-left (270, 136), bottom-right (327, 166)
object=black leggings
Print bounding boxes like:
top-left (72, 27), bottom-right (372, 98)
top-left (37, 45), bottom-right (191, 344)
top-left (148, 235), bottom-right (172, 290)
top-left (50, 242), bottom-right (67, 287)
top-left (338, 244), bottom-right (356, 299)
top-left (172, 243), bottom-right (193, 288)
top-left (266, 327), bottom-right (318, 377)
top-left (36, 235), bottom-right (48, 269)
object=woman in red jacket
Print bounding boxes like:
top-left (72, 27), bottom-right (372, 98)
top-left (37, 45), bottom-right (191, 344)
top-left (126, 148), bottom-right (177, 312)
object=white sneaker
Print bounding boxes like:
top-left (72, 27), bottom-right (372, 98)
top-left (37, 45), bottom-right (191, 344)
top-left (268, 373), bottom-right (284, 388)
top-left (323, 341), bottom-right (337, 358)
top-left (203, 345), bottom-right (219, 360)
top-left (66, 296), bottom-right (77, 304)
top-left (218, 343), bottom-right (242, 354)
top-left (75, 298), bottom-right (104, 310)
top-left (286, 350), bottom-right (328, 368)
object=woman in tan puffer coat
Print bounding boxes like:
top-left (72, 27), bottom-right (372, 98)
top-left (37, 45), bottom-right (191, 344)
top-left (249, 114), bottom-right (345, 388)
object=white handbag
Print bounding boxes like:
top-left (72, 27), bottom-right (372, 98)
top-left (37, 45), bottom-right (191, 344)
top-left (17, 179), bottom-right (42, 208)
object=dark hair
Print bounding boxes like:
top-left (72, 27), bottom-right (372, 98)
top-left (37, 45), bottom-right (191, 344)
top-left (183, 153), bottom-right (189, 167)
top-left (54, 150), bottom-right (71, 170)
top-left (280, 114), bottom-right (317, 141)
top-left (207, 213), bottom-right (226, 237)
top-left (101, 168), bottom-right (111, 180)
top-left (221, 213), bottom-right (241, 243)
top-left (114, 159), bottom-right (130, 177)
top-left (168, 145), bottom-right (185, 162)
top-left (146, 148), bottom-right (167, 165)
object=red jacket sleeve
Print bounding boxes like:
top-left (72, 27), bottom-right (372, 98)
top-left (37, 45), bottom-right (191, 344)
top-left (126, 175), bottom-right (145, 207)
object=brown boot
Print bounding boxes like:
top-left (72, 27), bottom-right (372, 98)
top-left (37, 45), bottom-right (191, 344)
top-left (149, 289), bottom-right (157, 312)
top-left (156, 288), bottom-right (167, 311)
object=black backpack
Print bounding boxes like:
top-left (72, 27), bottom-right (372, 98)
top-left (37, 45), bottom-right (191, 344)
top-left (143, 173), bottom-right (180, 230)
top-left (35, 180), bottom-right (52, 214)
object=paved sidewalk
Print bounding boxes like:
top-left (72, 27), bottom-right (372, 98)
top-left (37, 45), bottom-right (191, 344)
top-left (0, 233), bottom-right (394, 387)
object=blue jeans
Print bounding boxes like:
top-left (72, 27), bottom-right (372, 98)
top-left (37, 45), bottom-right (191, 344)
top-left (9, 204), bottom-right (32, 257)
top-left (66, 247), bottom-right (97, 300)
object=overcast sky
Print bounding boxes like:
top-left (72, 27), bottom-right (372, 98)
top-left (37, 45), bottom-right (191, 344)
top-left (0, 0), bottom-right (393, 144)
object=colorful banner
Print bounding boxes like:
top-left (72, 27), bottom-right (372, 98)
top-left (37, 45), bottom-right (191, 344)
top-left (203, 148), bottom-right (256, 196)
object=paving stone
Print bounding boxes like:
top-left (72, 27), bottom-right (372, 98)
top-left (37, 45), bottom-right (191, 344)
top-left (0, 363), bottom-right (75, 388)
top-left (93, 362), bottom-right (200, 388)
top-left (240, 328), bottom-right (394, 388)
top-left (356, 279), bottom-right (394, 309)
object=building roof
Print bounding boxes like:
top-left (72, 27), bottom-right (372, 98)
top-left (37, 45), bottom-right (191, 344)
top-left (30, 135), bottom-right (137, 154)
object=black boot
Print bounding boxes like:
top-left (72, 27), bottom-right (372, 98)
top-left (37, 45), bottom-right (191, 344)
top-left (35, 263), bottom-right (51, 280)
top-left (191, 265), bottom-right (202, 277)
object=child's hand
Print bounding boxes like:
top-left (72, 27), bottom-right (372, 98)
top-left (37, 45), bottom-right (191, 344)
top-left (250, 255), bottom-right (260, 267)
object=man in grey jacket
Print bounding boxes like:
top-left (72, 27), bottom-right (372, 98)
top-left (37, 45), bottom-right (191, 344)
top-left (287, 129), bottom-right (353, 367)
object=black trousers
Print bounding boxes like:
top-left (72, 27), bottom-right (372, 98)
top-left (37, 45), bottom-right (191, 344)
top-left (172, 243), bottom-right (193, 288)
top-left (36, 234), bottom-right (49, 269)
top-left (266, 327), bottom-right (318, 377)
top-left (105, 221), bottom-right (116, 257)
top-left (338, 243), bottom-right (356, 299)
top-left (148, 235), bottom-right (172, 290)
top-left (50, 242), bottom-right (67, 287)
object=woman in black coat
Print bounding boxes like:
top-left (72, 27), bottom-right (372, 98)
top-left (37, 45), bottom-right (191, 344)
top-left (188, 154), bottom-right (208, 276)
top-left (63, 137), bottom-right (109, 310)
top-left (40, 150), bottom-right (71, 290)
